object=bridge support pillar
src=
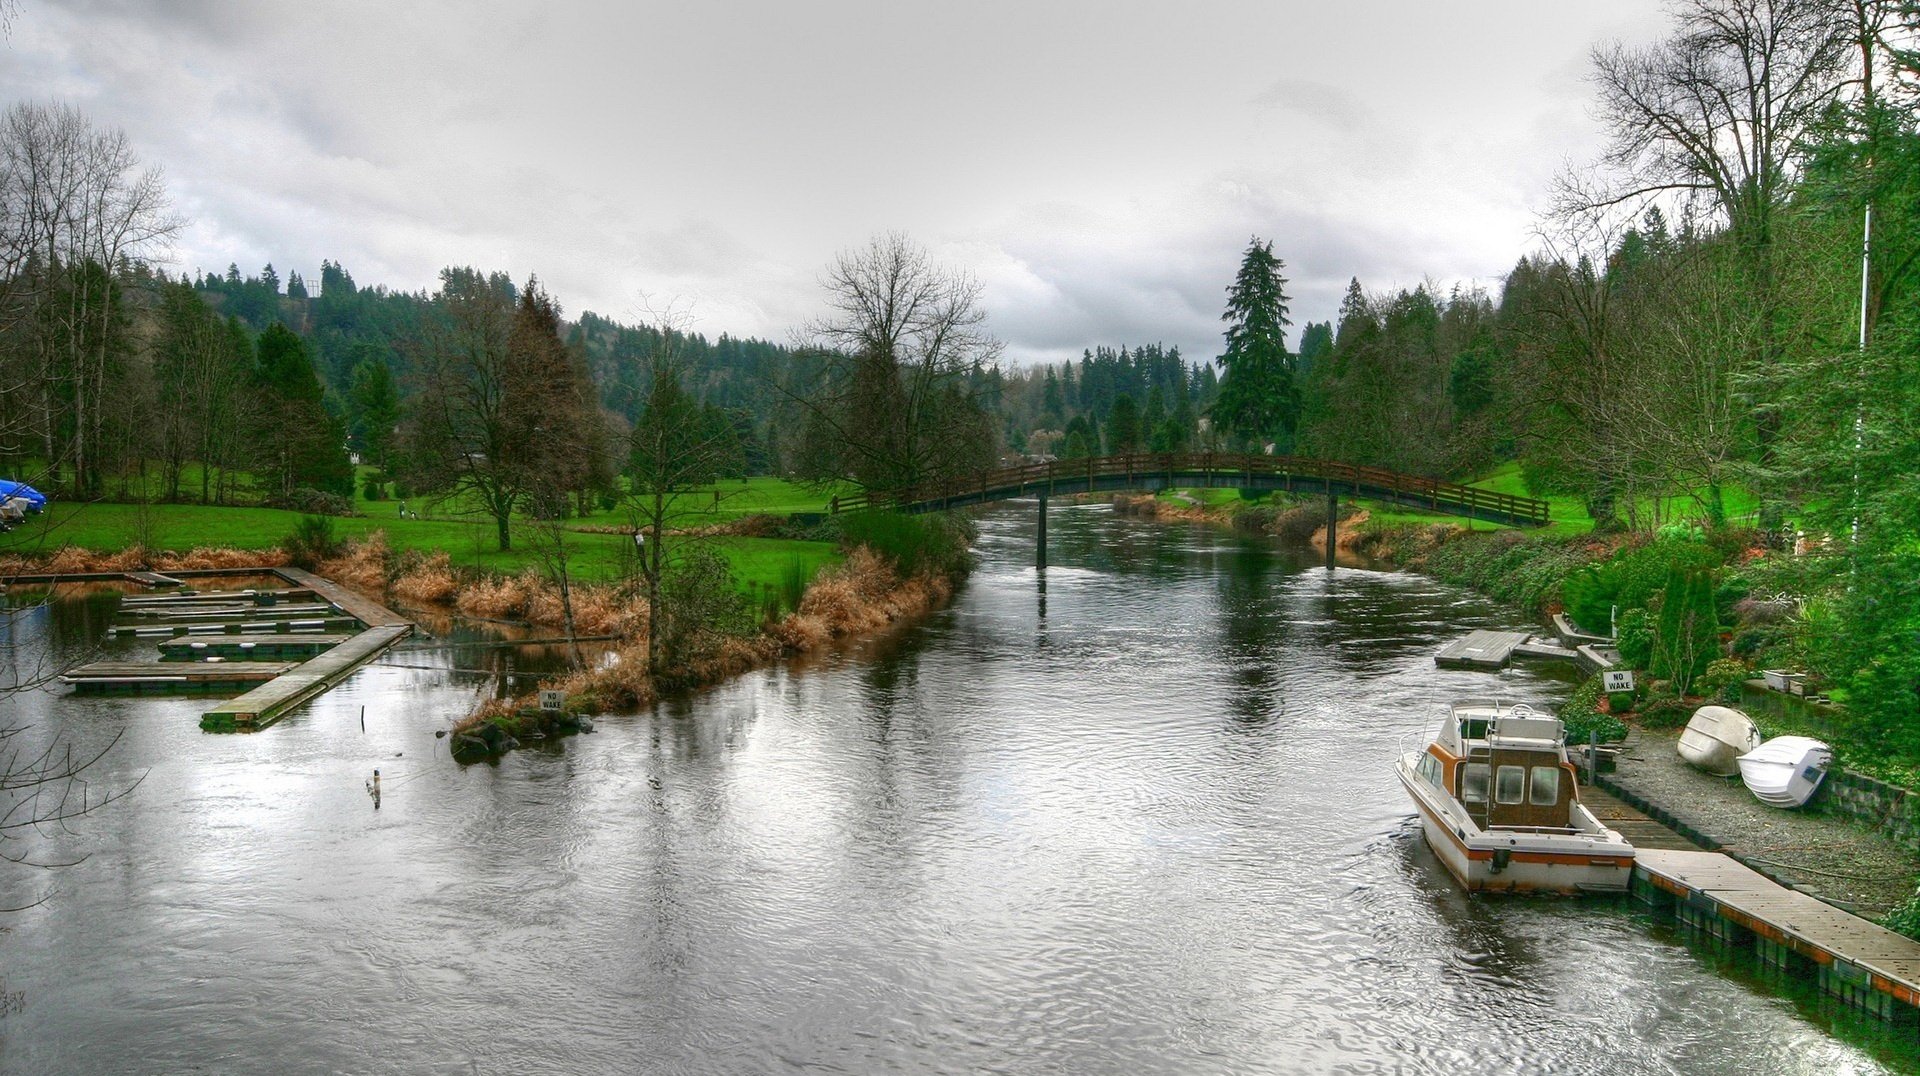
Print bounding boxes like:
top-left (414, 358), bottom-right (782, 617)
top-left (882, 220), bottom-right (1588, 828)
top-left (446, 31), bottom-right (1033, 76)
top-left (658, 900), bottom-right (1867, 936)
top-left (1037, 491), bottom-right (1048, 571)
top-left (1325, 492), bottom-right (1337, 571)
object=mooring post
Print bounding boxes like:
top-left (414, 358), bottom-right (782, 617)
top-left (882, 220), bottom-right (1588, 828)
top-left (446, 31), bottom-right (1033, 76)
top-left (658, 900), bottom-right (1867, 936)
top-left (1325, 491), bottom-right (1337, 571)
top-left (1037, 490), bottom-right (1048, 572)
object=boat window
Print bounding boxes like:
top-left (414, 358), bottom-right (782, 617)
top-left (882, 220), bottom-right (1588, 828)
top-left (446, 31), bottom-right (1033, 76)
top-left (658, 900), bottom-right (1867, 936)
top-left (1460, 763), bottom-right (1490, 803)
top-left (1417, 754), bottom-right (1442, 787)
top-left (1495, 765), bottom-right (1526, 805)
top-left (1529, 766), bottom-right (1560, 806)
top-left (1459, 718), bottom-right (1489, 741)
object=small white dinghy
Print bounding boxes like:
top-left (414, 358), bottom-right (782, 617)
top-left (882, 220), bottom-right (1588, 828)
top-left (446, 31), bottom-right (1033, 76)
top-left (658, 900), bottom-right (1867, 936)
top-left (1677, 705), bottom-right (1762, 777)
top-left (1736, 735), bottom-right (1833, 808)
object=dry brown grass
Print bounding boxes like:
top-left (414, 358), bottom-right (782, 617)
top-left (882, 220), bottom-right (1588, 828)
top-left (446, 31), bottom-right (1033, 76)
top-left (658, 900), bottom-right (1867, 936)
top-left (153, 547), bottom-right (290, 571)
top-left (470, 542), bottom-right (956, 732)
top-left (391, 551), bottom-right (459, 605)
top-left (317, 531), bottom-right (390, 594)
top-left (455, 573), bottom-right (532, 620)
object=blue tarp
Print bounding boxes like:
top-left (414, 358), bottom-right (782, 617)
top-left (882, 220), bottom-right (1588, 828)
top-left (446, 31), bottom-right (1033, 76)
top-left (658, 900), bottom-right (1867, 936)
top-left (0, 479), bottom-right (47, 510)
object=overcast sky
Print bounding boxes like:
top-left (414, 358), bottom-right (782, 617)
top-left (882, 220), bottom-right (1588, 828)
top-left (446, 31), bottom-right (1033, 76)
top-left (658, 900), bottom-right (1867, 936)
top-left (7, 0), bottom-right (1671, 366)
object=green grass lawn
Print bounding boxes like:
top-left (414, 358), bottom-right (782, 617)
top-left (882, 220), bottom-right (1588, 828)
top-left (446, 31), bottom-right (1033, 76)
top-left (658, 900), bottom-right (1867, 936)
top-left (0, 494), bottom-right (842, 595)
top-left (1148, 461), bottom-right (1757, 535)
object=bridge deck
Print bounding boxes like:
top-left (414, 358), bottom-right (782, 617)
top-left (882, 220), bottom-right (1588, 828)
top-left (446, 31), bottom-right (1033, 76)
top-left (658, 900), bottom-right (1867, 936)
top-left (830, 452), bottom-right (1551, 528)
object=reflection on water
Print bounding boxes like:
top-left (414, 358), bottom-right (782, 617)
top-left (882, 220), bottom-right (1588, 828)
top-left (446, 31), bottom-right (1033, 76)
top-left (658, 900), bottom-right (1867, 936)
top-left (0, 504), bottom-right (1909, 1074)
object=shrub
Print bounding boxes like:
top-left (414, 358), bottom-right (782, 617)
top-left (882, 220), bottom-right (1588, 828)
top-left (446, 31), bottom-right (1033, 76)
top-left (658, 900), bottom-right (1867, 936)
top-left (1884, 889), bottom-right (1920, 942)
top-left (277, 487), bottom-right (356, 516)
top-left (280, 515), bottom-right (339, 569)
top-left (1616, 607), bottom-right (1653, 669)
top-left (1558, 676), bottom-right (1626, 741)
top-left (1559, 537), bottom-right (1722, 632)
top-left (1697, 657), bottom-right (1750, 697)
top-left (837, 511), bottom-right (972, 578)
top-left (361, 472), bottom-right (387, 501)
top-left (1634, 695), bottom-right (1694, 729)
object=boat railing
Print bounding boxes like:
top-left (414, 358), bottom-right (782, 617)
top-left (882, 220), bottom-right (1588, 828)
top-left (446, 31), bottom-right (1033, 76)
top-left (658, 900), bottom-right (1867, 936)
top-left (1484, 824), bottom-right (1582, 836)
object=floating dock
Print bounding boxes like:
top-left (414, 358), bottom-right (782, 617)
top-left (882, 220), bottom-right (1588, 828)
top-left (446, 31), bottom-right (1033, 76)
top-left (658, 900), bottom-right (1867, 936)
top-left (200, 625), bottom-right (410, 731)
top-left (1434, 629), bottom-right (1532, 669)
top-left (62, 660), bottom-right (300, 694)
top-left (196, 566), bottom-right (412, 731)
top-left (1633, 848), bottom-right (1920, 1023)
top-left (109, 616), bottom-right (360, 638)
top-left (1436, 628), bottom-right (1613, 675)
top-left (118, 601), bottom-right (338, 621)
top-left (158, 634), bottom-right (351, 661)
top-left (119, 587), bottom-right (313, 608)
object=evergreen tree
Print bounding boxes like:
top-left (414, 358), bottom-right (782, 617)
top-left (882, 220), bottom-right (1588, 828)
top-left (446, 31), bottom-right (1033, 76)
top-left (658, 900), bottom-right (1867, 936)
top-left (253, 323), bottom-right (352, 497)
top-left (1211, 237), bottom-right (1297, 450)
top-left (1107, 393), bottom-right (1143, 454)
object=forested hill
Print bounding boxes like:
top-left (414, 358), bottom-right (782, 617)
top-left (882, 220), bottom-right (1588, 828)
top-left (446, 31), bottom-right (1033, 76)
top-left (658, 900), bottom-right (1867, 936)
top-left (191, 263), bottom-right (802, 440)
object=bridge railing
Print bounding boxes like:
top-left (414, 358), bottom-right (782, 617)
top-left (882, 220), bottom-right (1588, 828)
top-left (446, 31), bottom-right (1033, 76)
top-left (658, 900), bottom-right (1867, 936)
top-left (827, 453), bottom-right (1550, 525)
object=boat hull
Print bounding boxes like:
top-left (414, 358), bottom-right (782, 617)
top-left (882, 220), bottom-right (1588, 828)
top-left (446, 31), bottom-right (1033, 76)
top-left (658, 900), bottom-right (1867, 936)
top-left (1398, 757), bottom-right (1634, 894)
top-left (1736, 736), bottom-right (1832, 808)
top-left (1677, 705), bottom-right (1761, 777)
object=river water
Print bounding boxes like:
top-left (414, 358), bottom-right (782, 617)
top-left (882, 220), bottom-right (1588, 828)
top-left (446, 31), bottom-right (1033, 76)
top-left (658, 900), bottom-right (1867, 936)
top-left (0, 505), bottom-right (1910, 1074)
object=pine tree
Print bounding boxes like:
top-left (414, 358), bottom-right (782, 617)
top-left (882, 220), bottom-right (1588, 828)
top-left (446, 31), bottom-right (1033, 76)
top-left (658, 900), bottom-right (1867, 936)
top-left (1211, 237), bottom-right (1297, 451)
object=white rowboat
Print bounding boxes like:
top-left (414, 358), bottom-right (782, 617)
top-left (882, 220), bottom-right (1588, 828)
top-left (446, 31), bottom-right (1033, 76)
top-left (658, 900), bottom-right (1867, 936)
top-left (1736, 735), bottom-right (1832, 808)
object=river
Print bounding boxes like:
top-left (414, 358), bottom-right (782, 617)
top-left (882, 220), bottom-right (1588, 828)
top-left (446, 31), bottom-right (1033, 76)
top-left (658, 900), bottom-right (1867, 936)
top-left (0, 504), bottom-right (1909, 1074)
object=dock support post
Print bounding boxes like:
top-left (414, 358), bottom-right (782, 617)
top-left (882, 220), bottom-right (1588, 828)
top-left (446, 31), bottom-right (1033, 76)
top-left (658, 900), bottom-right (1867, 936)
top-left (1325, 492), bottom-right (1337, 571)
top-left (1037, 491), bottom-right (1048, 572)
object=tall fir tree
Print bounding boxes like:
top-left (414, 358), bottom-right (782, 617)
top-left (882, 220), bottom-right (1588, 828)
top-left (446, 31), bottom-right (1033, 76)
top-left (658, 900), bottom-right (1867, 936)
top-left (1211, 237), bottom-right (1297, 451)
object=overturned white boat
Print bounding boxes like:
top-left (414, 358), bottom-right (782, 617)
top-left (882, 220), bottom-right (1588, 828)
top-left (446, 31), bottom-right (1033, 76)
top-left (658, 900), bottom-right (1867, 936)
top-left (1736, 735), bottom-right (1832, 808)
top-left (1397, 699), bottom-right (1635, 893)
top-left (1677, 705), bottom-right (1762, 777)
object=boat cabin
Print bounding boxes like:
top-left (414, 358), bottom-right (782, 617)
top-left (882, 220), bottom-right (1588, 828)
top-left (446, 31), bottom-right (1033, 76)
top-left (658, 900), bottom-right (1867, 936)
top-left (1425, 701), bottom-right (1577, 832)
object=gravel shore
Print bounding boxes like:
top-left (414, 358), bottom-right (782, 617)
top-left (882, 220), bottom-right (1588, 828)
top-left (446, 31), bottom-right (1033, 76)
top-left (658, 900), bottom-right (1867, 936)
top-left (1607, 727), bottom-right (1920, 916)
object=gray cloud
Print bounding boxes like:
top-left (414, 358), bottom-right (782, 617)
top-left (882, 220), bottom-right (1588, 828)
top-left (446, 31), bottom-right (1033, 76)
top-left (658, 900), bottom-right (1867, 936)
top-left (3, 0), bottom-right (1670, 369)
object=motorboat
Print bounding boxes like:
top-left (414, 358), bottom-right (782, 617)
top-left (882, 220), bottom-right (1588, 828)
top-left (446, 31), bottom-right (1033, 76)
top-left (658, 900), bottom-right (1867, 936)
top-left (1397, 699), bottom-right (1635, 893)
top-left (1677, 705), bottom-right (1762, 777)
top-left (1736, 735), bottom-right (1832, 808)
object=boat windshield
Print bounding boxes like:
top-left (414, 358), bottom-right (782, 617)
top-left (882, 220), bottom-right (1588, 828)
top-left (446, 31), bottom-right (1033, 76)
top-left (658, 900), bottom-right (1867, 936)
top-left (1460, 763), bottom-right (1490, 804)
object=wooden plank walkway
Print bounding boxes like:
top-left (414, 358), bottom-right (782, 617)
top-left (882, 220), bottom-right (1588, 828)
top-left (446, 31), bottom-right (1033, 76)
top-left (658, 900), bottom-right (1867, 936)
top-left (119, 587), bottom-right (311, 608)
top-left (125, 571), bottom-right (183, 587)
top-left (1637, 848), bottom-right (1920, 1017)
top-left (1579, 784), bottom-right (1703, 851)
top-left (63, 660), bottom-right (299, 693)
top-left (121, 602), bottom-right (338, 622)
top-left (1434, 629), bottom-right (1531, 669)
top-left (159, 634), bottom-right (351, 660)
top-left (276, 567), bottom-right (409, 628)
top-left (109, 616), bottom-right (360, 638)
top-left (1512, 639), bottom-right (1581, 663)
top-left (201, 624), bottom-right (411, 730)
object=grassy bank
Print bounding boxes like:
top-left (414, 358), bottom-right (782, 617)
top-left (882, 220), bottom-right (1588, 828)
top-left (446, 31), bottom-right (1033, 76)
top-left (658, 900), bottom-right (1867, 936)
top-left (0, 483), bottom-right (844, 596)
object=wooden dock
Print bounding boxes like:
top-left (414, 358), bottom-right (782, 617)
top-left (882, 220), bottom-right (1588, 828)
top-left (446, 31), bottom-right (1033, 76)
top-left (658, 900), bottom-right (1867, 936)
top-left (1579, 784), bottom-right (1703, 851)
top-left (109, 616), bottom-right (360, 638)
top-left (1634, 848), bottom-right (1920, 1022)
top-left (159, 634), bottom-right (351, 660)
top-left (62, 660), bottom-right (300, 694)
top-left (119, 601), bottom-right (339, 622)
top-left (119, 587), bottom-right (312, 608)
top-left (1434, 629), bottom-right (1532, 669)
top-left (200, 625), bottom-right (410, 730)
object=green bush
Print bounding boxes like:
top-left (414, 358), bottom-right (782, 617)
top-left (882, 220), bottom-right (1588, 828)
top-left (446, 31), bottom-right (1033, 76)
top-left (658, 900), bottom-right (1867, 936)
top-left (1884, 889), bottom-right (1920, 942)
top-left (280, 514), bottom-right (339, 569)
top-left (1558, 676), bottom-right (1628, 743)
top-left (1697, 657), bottom-right (1750, 697)
top-left (837, 511), bottom-right (973, 578)
top-left (1616, 607), bottom-right (1653, 669)
top-left (1559, 538), bottom-right (1723, 634)
top-left (1634, 695), bottom-right (1695, 729)
top-left (361, 472), bottom-right (387, 501)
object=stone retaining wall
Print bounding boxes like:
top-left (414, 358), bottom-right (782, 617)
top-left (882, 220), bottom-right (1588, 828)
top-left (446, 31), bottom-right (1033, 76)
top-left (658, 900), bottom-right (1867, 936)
top-left (1819, 769), bottom-right (1920, 853)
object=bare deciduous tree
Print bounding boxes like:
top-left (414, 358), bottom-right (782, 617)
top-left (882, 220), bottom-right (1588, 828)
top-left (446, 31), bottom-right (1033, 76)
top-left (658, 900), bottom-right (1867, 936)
top-left (793, 233), bottom-right (1001, 495)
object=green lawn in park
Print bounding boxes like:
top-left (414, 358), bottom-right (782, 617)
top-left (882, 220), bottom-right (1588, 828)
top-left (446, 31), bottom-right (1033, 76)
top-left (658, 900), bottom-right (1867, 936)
top-left (0, 484), bottom-right (843, 594)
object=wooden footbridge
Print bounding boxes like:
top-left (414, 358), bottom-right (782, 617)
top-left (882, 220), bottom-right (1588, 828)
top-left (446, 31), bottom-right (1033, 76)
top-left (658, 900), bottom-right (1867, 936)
top-left (828, 453), bottom-right (1550, 570)
top-left (828, 453), bottom-right (1551, 527)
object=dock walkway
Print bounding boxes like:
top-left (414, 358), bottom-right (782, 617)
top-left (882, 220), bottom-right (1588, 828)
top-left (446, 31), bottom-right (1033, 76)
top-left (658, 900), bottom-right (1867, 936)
top-left (63, 660), bottom-right (299, 694)
top-left (1434, 630), bottom-right (1531, 669)
top-left (1635, 848), bottom-right (1920, 1020)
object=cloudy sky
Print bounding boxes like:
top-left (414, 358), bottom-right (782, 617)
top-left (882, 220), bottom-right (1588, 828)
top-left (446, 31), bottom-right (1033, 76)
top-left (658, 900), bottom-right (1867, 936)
top-left (7, 0), bottom-right (1669, 366)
